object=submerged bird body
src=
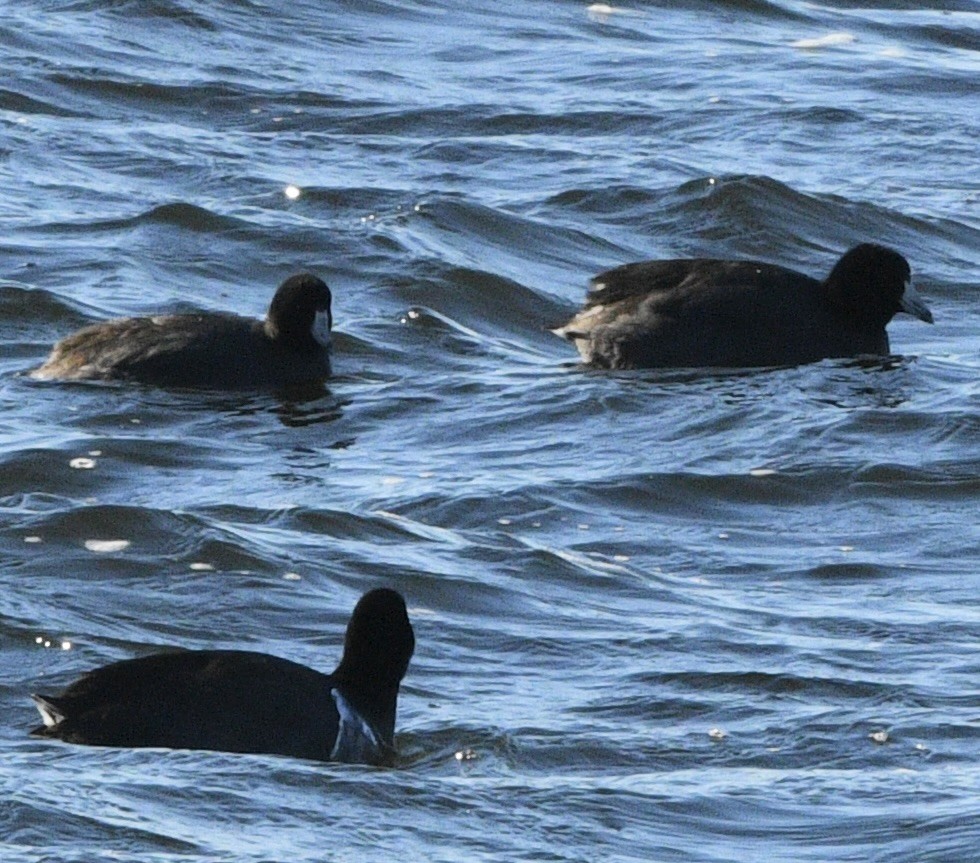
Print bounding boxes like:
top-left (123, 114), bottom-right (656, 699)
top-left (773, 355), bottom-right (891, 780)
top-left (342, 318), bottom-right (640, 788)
top-left (32, 651), bottom-right (345, 760)
top-left (553, 245), bottom-right (932, 369)
top-left (31, 273), bottom-right (332, 388)
top-left (30, 588), bottom-right (414, 765)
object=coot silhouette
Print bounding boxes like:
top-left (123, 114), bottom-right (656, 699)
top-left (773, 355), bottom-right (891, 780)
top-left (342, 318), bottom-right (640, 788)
top-left (552, 244), bottom-right (933, 369)
top-left (31, 273), bottom-right (332, 388)
top-left (30, 588), bottom-right (414, 765)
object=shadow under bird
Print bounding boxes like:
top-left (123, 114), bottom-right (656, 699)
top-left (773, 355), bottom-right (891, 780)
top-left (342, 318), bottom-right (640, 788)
top-left (31, 273), bottom-right (333, 389)
top-left (552, 244), bottom-right (933, 369)
top-left (30, 588), bottom-right (414, 766)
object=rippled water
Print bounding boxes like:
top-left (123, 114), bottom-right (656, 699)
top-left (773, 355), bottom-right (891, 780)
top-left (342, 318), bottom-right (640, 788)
top-left (1, 1), bottom-right (978, 861)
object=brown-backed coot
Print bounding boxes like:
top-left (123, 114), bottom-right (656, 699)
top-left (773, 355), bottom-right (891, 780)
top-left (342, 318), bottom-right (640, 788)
top-left (31, 273), bottom-right (332, 388)
top-left (552, 244), bottom-right (933, 369)
top-left (29, 588), bottom-right (414, 765)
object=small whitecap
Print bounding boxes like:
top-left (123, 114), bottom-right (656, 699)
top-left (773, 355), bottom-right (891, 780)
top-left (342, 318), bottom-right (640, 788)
top-left (613, 554), bottom-right (630, 562)
top-left (587, 3), bottom-right (614, 20)
top-left (498, 518), bottom-right (512, 525)
top-left (283, 572), bottom-right (302, 581)
top-left (587, 3), bottom-right (639, 21)
top-left (284, 184), bottom-right (301, 200)
top-left (24, 536), bottom-right (42, 544)
top-left (708, 728), bottom-right (728, 741)
top-left (792, 32), bottom-right (856, 50)
top-left (189, 562), bottom-right (214, 571)
top-left (718, 532), bottom-right (729, 539)
top-left (869, 730), bottom-right (889, 744)
top-left (454, 748), bottom-right (477, 762)
top-left (749, 468), bottom-right (776, 477)
top-left (69, 457), bottom-right (96, 470)
top-left (839, 545), bottom-right (855, 552)
top-left (84, 539), bottom-right (130, 553)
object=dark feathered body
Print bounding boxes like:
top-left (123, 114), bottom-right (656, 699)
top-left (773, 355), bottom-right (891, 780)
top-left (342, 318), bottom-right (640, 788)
top-left (31, 273), bottom-right (332, 389)
top-left (30, 588), bottom-right (414, 766)
top-left (31, 650), bottom-right (344, 760)
top-left (553, 245), bottom-right (932, 369)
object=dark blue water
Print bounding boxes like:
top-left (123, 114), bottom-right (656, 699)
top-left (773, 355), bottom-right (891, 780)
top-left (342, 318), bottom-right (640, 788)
top-left (1, 1), bottom-right (978, 861)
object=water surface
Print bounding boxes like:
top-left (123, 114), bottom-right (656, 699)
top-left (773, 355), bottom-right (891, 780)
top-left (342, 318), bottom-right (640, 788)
top-left (1, 1), bottom-right (978, 861)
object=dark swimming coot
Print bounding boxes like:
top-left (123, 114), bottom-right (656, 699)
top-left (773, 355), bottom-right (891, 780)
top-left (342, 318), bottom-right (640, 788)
top-left (31, 273), bottom-right (333, 388)
top-left (552, 244), bottom-right (933, 369)
top-left (30, 588), bottom-right (414, 765)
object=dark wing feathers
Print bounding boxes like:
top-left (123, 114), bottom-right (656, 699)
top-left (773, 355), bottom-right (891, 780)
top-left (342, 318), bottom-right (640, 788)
top-left (41, 314), bottom-right (255, 383)
top-left (585, 259), bottom-right (803, 309)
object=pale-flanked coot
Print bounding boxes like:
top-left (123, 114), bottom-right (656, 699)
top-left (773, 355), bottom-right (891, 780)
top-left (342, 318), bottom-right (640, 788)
top-left (552, 244), bottom-right (933, 369)
top-left (31, 273), bottom-right (332, 388)
top-left (30, 588), bottom-right (414, 766)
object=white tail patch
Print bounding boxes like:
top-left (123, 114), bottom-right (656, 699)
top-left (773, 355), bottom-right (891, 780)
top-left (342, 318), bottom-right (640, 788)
top-left (31, 694), bottom-right (64, 728)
